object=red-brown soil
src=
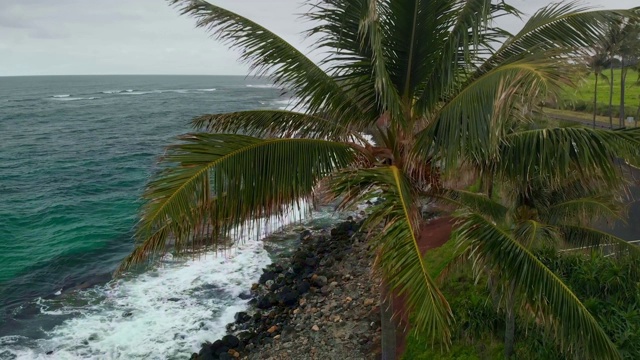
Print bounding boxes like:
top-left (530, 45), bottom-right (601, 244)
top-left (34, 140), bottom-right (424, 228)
top-left (393, 216), bottom-right (454, 358)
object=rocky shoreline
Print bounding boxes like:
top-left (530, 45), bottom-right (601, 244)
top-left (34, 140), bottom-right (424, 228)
top-left (191, 218), bottom-right (382, 360)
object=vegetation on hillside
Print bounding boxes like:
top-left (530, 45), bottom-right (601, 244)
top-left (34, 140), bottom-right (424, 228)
top-left (405, 248), bottom-right (640, 360)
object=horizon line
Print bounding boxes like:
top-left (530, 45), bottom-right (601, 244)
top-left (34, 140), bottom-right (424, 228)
top-left (0, 73), bottom-right (260, 78)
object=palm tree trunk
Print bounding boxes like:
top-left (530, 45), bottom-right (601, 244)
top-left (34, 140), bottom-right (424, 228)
top-left (380, 283), bottom-right (399, 360)
top-left (620, 59), bottom-right (626, 127)
top-left (609, 62), bottom-right (614, 129)
top-left (504, 280), bottom-right (517, 359)
top-left (636, 97), bottom-right (640, 127)
top-left (593, 73), bottom-right (599, 129)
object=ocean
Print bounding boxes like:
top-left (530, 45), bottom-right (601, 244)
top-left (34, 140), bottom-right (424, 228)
top-left (0, 75), bottom-right (337, 359)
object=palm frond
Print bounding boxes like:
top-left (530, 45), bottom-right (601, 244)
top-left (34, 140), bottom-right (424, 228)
top-left (330, 166), bottom-right (453, 343)
top-left (123, 133), bottom-right (357, 269)
top-left (485, 4), bottom-right (634, 72)
top-left (547, 196), bottom-right (625, 226)
top-left (456, 211), bottom-right (620, 359)
top-left (360, 0), bottom-right (405, 126)
top-left (191, 110), bottom-right (368, 143)
top-left (560, 225), bottom-right (640, 257)
top-left (437, 189), bottom-right (508, 222)
top-left (417, 56), bottom-right (572, 167)
top-left (499, 128), bottom-right (640, 188)
top-left (304, 0), bottom-right (380, 124)
top-left (169, 0), bottom-right (364, 123)
top-left (414, 0), bottom-right (515, 113)
top-left (514, 219), bottom-right (559, 249)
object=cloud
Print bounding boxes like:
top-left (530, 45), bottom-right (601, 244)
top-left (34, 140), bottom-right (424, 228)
top-left (0, 0), bottom-right (638, 76)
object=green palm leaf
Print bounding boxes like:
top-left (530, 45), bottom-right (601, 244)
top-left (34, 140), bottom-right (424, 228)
top-left (330, 166), bottom-right (453, 343)
top-left (456, 211), bottom-right (621, 359)
top-left (191, 110), bottom-right (368, 143)
top-left (437, 189), bottom-right (508, 222)
top-left (413, 0), bottom-right (515, 113)
top-left (499, 128), bottom-right (640, 187)
top-left (304, 0), bottom-right (382, 125)
top-left (484, 4), bottom-right (634, 73)
top-left (123, 133), bottom-right (357, 269)
top-left (547, 196), bottom-right (624, 225)
top-left (169, 0), bottom-right (364, 123)
top-left (560, 225), bottom-right (640, 257)
top-left (418, 56), bottom-right (572, 166)
top-left (360, 0), bottom-right (405, 125)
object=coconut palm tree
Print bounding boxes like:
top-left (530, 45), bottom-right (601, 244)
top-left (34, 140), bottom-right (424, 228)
top-left (120, 1), bottom-right (640, 358)
top-left (447, 144), bottom-right (640, 357)
top-left (604, 20), bottom-right (625, 128)
top-left (585, 51), bottom-right (610, 128)
top-left (618, 18), bottom-right (640, 125)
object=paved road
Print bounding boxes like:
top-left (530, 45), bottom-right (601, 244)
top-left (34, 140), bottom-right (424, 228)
top-left (546, 112), bottom-right (627, 130)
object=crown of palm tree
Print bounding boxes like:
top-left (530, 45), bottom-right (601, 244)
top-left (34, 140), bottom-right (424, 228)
top-left (120, 1), bottom-right (640, 358)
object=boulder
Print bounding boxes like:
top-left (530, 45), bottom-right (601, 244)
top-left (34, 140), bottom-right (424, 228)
top-left (219, 353), bottom-right (233, 360)
top-left (237, 331), bottom-right (256, 342)
top-left (304, 256), bottom-right (318, 267)
top-left (311, 275), bottom-right (328, 288)
top-left (214, 345), bottom-right (230, 356)
top-left (234, 312), bottom-right (251, 324)
top-left (295, 280), bottom-right (311, 294)
top-left (222, 334), bottom-right (240, 348)
top-left (198, 344), bottom-right (214, 360)
top-left (277, 287), bottom-right (299, 307)
top-left (210, 340), bottom-right (225, 352)
top-left (256, 294), bottom-right (277, 310)
top-left (259, 271), bottom-right (276, 284)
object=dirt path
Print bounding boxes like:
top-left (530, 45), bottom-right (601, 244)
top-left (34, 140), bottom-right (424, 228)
top-left (392, 216), bottom-right (454, 358)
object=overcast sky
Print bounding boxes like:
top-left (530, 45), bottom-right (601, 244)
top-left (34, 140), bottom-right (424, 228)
top-left (0, 0), bottom-right (637, 76)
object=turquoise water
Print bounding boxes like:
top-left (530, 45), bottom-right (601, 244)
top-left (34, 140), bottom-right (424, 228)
top-left (0, 75), bottom-right (292, 358)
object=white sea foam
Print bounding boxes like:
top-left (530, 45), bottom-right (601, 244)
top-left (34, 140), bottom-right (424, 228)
top-left (1, 205), bottom-right (310, 360)
top-left (49, 97), bottom-right (100, 102)
top-left (51, 95), bottom-right (71, 98)
top-left (246, 84), bottom-right (278, 89)
top-left (117, 89), bottom-right (217, 96)
top-left (120, 90), bottom-right (157, 95)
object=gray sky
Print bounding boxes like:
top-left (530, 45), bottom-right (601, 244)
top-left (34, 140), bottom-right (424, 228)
top-left (0, 0), bottom-right (637, 76)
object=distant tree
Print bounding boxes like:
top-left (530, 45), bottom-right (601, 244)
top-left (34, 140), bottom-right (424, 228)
top-left (604, 22), bottom-right (623, 128)
top-left (585, 51), bottom-right (610, 128)
top-left (618, 18), bottom-right (640, 125)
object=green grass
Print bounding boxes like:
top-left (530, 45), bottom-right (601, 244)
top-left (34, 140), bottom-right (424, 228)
top-left (563, 69), bottom-right (640, 108)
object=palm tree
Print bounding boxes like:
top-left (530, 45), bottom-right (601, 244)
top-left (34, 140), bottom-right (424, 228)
top-left (618, 18), bottom-right (640, 125)
top-left (585, 51), bottom-right (610, 128)
top-left (603, 22), bottom-right (622, 128)
top-left (120, 1), bottom-right (640, 358)
top-left (448, 148), bottom-right (640, 357)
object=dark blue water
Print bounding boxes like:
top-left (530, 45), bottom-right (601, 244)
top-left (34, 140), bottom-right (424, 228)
top-left (0, 75), bottom-right (290, 358)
